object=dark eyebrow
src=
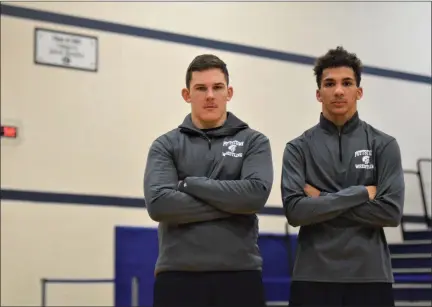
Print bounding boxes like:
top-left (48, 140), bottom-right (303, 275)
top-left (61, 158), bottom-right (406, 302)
top-left (194, 82), bottom-right (225, 88)
top-left (323, 77), bottom-right (354, 82)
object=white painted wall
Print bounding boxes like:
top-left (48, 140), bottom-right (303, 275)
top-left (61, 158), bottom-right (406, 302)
top-left (1, 1), bottom-right (430, 306)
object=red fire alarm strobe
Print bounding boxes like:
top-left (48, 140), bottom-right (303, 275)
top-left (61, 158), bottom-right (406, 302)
top-left (1, 125), bottom-right (18, 138)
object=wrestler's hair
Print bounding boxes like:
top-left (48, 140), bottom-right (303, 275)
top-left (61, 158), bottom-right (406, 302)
top-left (313, 46), bottom-right (363, 88)
top-left (185, 54), bottom-right (229, 89)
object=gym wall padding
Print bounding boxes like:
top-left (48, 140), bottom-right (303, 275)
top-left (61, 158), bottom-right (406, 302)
top-left (115, 226), bottom-right (159, 307)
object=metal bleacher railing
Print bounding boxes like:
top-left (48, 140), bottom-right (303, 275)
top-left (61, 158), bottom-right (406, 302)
top-left (417, 158), bottom-right (431, 226)
top-left (40, 278), bottom-right (115, 307)
top-left (41, 277), bottom-right (141, 307)
top-left (400, 158), bottom-right (432, 234)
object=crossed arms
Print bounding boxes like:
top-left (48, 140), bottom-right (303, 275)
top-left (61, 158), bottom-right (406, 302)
top-left (143, 134), bottom-right (273, 225)
top-left (281, 139), bottom-right (405, 228)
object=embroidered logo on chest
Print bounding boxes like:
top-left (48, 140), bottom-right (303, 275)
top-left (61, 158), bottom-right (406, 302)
top-left (222, 140), bottom-right (244, 158)
top-left (354, 149), bottom-right (374, 169)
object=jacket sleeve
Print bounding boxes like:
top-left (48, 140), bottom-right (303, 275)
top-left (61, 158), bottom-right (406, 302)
top-left (340, 139), bottom-right (405, 227)
top-left (178, 133), bottom-right (273, 214)
top-left (144, 137), bottom-right (231, 224)
top-left (281, 142), bottom-right (369, 227)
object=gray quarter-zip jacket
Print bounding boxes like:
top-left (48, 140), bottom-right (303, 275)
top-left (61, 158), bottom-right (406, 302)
top-left (281, 112), bottom-right (405, 283)
top-left (144, 112), bottom-right (273, 274)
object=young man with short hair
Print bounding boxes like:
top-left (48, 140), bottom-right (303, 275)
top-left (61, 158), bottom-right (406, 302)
top-left (281, 46), bottom-right (405, 307)
top-left (144, 54), bottom-right (273, 307)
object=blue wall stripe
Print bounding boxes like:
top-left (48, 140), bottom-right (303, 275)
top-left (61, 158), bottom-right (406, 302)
top-left (0, 188), bottom-right (145, 208)
top-left (0, 188), bottom-right (285, 216)
top-left (1, 3), bottom-right (431, 85)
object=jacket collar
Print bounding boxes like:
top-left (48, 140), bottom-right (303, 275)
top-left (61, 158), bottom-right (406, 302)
top-left (179, 112), bottom-right (248, 136)
top-left (319, 111), bottom-right (360, 134)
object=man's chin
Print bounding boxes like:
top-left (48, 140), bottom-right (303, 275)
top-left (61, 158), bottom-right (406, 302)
top-left (198, 113), bottom-right (226, 127)
top-left (201, 112), bottom-right (224, 121)
top-left (330, 107), bottom-right (350, 116)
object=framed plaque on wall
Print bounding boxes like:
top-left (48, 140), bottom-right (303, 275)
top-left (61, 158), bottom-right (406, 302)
top-left (34, 27), bottom-right (98, 72)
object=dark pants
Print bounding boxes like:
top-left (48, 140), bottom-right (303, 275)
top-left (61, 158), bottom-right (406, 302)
top-left (153, 270), bottom-right (266, 307)
top-left (289, 281), bottom-right (395, 307)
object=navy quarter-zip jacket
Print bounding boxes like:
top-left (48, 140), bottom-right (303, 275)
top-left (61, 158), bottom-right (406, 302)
top-left (144, 112), bottom-right (273, 273)
top-left (281, 112), bottom-right (405, 283)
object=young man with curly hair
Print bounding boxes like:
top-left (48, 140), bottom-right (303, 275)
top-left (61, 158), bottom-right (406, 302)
top-left (281, 46), bottom-right (405, 306)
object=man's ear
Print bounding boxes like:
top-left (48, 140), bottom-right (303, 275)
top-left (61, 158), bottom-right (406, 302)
top-left (316, 89), bottom-right (323, 103)
top-left (181, 88), bottom-right (191, 103)
top-left (356, 87), bottom-right (363, 100)
top-left (227, 86), bottom-right (234, 101)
